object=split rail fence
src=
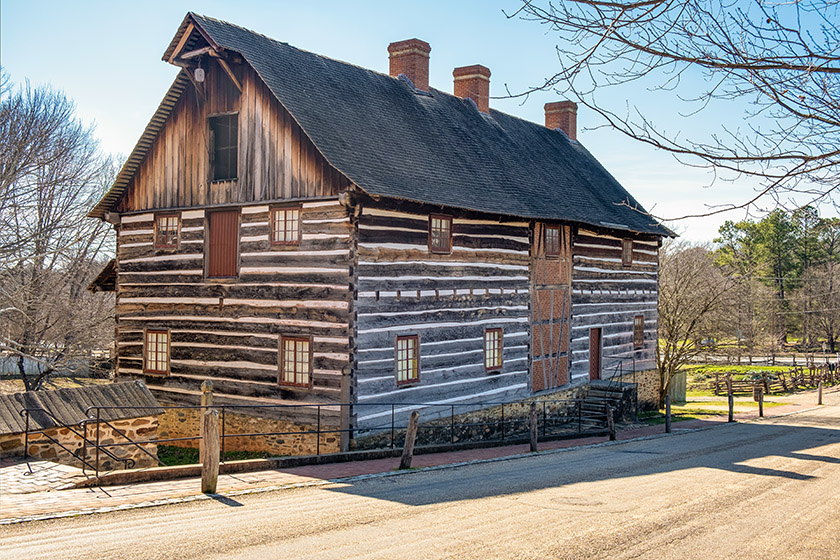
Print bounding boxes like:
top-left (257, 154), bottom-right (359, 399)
top-left (709, 365), bottom-right (840, 397)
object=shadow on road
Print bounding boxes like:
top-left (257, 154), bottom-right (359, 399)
top-left (324, 413), bottom-right (840, 506)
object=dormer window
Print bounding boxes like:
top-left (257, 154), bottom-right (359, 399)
top-left (155, 214), bottom-right (180, 249)
top-left (209, 113), bottom-right (238, 181)
top-left (622, 239), bottom-right (634, 266)
top-left (429, 214), bottom-right (452, 254)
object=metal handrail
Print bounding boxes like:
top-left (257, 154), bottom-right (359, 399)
top-left (79, 415), bottom-right (157, 470)
top-left (20, 407), bottom-right (134, 476)
top-left (77, 398), bottom-right (601, 466)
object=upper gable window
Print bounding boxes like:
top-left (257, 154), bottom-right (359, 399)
top-left (622, 239), bottom-right (634, 266)
top-left (209, 114), bottom-right (238, 181)
top-left (429, 214), bottom-right (452, 254)
top-left (155, 214), bottom-right (180, 249)
top-left (271, 207), bottom-right (301, 245)
top-left (545, 225), bottom-right (561, 257)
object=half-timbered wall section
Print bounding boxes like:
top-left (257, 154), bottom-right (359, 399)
top-left (116, 60), bottom-right (345, 213)
top-left (531, 223), bottom-right (572, 392)
top-left (114, 200), bottom-right (353, 414)
top-left (569, 228), bottom-right (659, 382)
top-left (352, 199), bottom-right (531, 430)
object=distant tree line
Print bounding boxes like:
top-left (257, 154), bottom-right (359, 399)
top-left (658, 207), bottom-right (840, 402)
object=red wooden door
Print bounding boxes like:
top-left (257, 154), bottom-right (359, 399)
top-left (589, 328), bottom-right (601, 381)
top-left (207, 210), bottom-right (239, 277)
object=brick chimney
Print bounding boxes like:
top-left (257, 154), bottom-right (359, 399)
top-left (453, 65), bottom-right (491, 114)
top-left (545, 101), bottom-right (577, 140)
top-left (388, 39), bottom-right (431, 92)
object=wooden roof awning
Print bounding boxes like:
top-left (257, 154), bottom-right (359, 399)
top-left (88, 259), bottom-right (116, 293)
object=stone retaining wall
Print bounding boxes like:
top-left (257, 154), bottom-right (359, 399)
top-left (353, 385), bottom-right (589, 450)
top-left (615, 369), bottom-right (660, 410)
top-left (157, 407), bottom-right (340, 457)
top-left (0, 416), bottom-right (159, 470)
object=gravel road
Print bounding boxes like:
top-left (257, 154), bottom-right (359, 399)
top-left (3, 398), bottom-right (840, 559)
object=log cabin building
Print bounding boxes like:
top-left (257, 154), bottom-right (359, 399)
top-left (89, 13), bottom-right (672, 449)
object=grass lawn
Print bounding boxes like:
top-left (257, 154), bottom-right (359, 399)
top-left (639, 393), bottom-right (786, 425)
top-left (157, 445), bottom-right (273, 466)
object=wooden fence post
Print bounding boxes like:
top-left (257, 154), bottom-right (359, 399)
top-left (201, 379), bottom-right (214, 407)
top-left (758, 388), bottom-right (764, 418)
top-left (665, 394), bottom-right (672, 434)
top-left (201, 409), bottom-right (220, 494)
top-left (199, 379), bottom-right (214, 459)
top-left (818, 381), bottom-right (823, 405)
top-left (399, 410), bottom-right (420, 470)
top-left (728, 391), bottom-right (735, 423)
top-left (606, 406), bottom-right (616, 441)
top-left (529, 402), bottom-right (538, 452)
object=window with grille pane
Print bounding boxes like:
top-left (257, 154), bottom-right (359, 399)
top-left (484, 328), bottom-right (503, 371)
top-left (396, 335), bottom-right (419, 385)
top-left (428, 215), bottom-right (452, 254)
top-left (155, 214), bottom-right (180, 249)
top-left (144, 330), bottom-right (169, 374)
top-left (210, 114), bottom-right (238, 181)
top-left (622, 239), bottom-right (634, 266)
top-left (545, 225), bottom-right (561, 257)
top-left (634, 315), bottom-right (644, 349)
top-left (271, 207), bottom-right (301, 245)
top-left (280, 336), bottom-right (311, 387)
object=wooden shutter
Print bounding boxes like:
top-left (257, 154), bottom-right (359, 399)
top-left (208, 210), bottom-right (239, 277)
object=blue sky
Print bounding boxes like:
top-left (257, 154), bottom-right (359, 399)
top-left (0, 0), bottom-right (779, 241)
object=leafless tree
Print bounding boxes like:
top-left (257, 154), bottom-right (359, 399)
top-left (0, 72), bottom-right (115, 391)
top-left (509, 0), bottom-right (840, 216)
top-left (657, 240), bottom-right (734, 405)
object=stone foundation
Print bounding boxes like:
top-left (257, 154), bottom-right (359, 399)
top-left (353, 385), bottom-right (589, 450)
top-left (157, 407), bottom-right (340, 457)
top-left (0, 416), bottom-right (159, 471)
top-left (614, 369), bottom-right (660, 410)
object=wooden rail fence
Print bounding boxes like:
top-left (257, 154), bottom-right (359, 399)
top-left (710, 365), bottom-right (839, 397)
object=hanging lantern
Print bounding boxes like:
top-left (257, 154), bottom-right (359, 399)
top-left (194, 67), bottom-right (205, 83)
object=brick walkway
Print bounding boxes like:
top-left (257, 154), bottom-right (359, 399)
top-left (0, 391), bottom-right (827, 525)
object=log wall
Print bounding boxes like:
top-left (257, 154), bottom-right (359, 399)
top-left (352, 200), bottom-right (532, 431)
top-left (114, 199), bottom-right (353, 423)
top-left (569, 228), bottom-right (659, 382)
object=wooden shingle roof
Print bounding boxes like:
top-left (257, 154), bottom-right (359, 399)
top-left (0, 382), bottom-right (162, 435)
top-left (92, 12), bottom-right (672, 237)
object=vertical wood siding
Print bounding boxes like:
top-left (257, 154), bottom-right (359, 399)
top-left (116, 61), bottom-right (347, 214)
top-left (353, 201), bottom-right (532, 431)
top-left (569, 228), bottom-right (659, 382)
